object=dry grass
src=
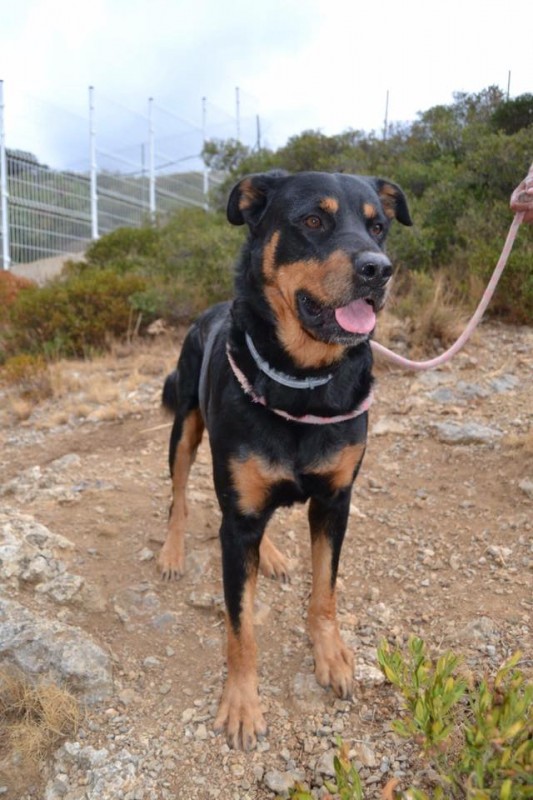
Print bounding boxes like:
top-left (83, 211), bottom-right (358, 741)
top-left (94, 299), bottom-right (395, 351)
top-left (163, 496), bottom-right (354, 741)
top-left (0, 667), bottom-right (82, 790)
top-left (388, 270), bottom-right (469, 354)
top-left (503, 429), bottom-right (533, 453)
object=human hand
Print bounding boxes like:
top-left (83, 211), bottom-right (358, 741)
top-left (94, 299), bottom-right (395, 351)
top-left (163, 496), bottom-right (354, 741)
top-left (510, 165), bottom-right (533, 223)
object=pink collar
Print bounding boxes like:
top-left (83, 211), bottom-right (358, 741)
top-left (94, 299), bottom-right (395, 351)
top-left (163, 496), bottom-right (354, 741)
top-left (226, 346), bottom-right (372, 425)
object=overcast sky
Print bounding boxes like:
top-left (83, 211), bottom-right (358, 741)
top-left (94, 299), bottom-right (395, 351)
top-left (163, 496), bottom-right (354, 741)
top-left (1, 0), bottom-right (532, 171)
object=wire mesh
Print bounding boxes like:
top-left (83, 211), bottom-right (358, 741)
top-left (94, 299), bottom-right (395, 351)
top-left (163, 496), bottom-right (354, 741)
top-left (0, 87), bottom-right (260, 267)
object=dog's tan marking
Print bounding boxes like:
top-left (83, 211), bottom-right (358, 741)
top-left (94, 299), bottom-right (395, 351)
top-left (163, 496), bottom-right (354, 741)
top-left (308, 521), bottom-right (353, 697)
top-left (306, 443), bottom-right (365, 491)
top-left (158, 409), bottom-right (204, 579)
top-left (259, 533), bottom-right (290, 581)
top-left (238, 178), bottom-right (257, 211)
top-left (378, 182), bottom-right (399, 219)
top-left (230, 454), bottom-right (292, 516)
top-left (319, 196), bottom-right (339, 214)
top-left (363, 202), bottom-right (377, 219)
top-left (214, 572), bottom-right (267, 750)
top-left (262, 234), bottom-right (353, 369)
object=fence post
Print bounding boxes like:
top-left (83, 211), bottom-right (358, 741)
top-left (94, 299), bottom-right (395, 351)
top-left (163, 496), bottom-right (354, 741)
top-left (148, 97), bottom-right (155, 218)
top-left (202, 96), bottom-right (209, 210)
top-left (89, 85), bottom-right (98, 240)
top-left (0, 80), bottom-right (10, 270)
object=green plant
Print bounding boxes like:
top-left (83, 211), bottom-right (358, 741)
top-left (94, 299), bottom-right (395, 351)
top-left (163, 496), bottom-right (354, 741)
top-left (0, 353), bottom-right (53, 400)
top-left (5, 269), bottom-right (147, 358)
top-left (281, 739), bottom-right (364, 800)
top-left (378, 641), bottom-right (533, 799)
top-left (377, 637), bottom-right (468, 753)
top-left (458, 652), bottom-right (532, 799)
top-left (323, 739), bottom-right (365, 800)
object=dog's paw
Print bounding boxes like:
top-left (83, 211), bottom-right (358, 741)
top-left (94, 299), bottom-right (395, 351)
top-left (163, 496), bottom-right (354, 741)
top-left (312, 627), bottom-right (354, 699)
top-left (259, 535), bottom-right (291, 583)
top-left (213, 678), bottom-right (267, 751)
top-left (157, 542), bottom-right (185, 580)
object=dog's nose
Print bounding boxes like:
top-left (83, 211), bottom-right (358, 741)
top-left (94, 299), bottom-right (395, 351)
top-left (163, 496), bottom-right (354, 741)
top-left (354, 251), bottom-right (393, 286)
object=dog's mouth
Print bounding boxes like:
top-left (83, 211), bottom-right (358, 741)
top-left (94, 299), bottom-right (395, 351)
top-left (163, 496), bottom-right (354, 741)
top-left (297, 291), bottom-right (381, 343)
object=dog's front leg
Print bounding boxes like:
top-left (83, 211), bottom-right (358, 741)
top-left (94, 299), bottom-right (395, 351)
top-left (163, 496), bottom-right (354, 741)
top-left (214, 513), bottom-right (268, 750)
top-left (308, 490), bottom-right (354, 699)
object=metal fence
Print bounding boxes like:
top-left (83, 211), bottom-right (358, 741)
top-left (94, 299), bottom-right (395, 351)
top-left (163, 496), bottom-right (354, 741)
top-left (0, 83), bottom-right (253, 269)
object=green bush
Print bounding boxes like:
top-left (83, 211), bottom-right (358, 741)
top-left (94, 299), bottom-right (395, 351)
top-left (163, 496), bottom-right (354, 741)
top-left (378, 640), bottom-right (532, 799)
top-left (5, 269), bottom-right (147, 358)
top-left (84, 225), bottom-right (160, 269)
top-left (2, 86), bottom-right (531, 365)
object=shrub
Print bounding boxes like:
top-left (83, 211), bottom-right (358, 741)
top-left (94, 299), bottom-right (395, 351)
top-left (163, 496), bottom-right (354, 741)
top-left (5, 269), bottom-right (147, 358)
top-left (378, 640), bottom-right (532, 799)
top-left (0, 353), bottom-right (53, 400)
top-left (0, 667), bottom-right (81, 791)
top-left (83, 225), bottom-right (160, 269)
top-left (0, 271), bottom-right (35, 321)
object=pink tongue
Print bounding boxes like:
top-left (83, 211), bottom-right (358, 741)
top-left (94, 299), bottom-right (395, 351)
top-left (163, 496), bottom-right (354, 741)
top-left (335, 299), bottom-right (376, 334)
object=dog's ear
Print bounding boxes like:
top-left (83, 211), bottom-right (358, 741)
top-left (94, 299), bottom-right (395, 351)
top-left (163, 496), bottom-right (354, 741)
top-left (227, 171), bottom-right (288, 227)
top-left (370, 178), bottom-right (413, 226)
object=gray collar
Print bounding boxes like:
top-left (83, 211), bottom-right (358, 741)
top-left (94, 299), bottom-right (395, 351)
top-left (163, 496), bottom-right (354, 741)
top-left (245, 332), bottom-right (333, 390)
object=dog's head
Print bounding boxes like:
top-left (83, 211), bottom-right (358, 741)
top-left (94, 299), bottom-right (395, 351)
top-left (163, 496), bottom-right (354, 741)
top-left (228, 171), bottom-right (412, 367)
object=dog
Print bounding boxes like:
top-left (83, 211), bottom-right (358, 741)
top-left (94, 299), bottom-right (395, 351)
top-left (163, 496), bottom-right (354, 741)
top-left (159, 170), bottom-right (412, 750)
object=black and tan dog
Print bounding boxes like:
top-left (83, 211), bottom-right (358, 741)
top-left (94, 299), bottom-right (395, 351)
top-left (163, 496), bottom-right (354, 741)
top-left (160, 170), bottom-right (412, 750)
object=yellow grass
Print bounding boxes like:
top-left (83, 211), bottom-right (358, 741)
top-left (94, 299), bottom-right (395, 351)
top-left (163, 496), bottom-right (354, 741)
top-left (0, 668), bottom-right (82, 790)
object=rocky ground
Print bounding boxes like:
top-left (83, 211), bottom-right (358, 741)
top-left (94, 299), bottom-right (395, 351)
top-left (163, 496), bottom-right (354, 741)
top-left (0, 322), bottom-right (531, 799)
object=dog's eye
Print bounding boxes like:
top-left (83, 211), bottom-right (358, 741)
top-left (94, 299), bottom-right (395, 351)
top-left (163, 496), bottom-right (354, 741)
top-left (303, 215), bottom-right (322, 230)
top-left (370, 222), bottom-right (384, 236)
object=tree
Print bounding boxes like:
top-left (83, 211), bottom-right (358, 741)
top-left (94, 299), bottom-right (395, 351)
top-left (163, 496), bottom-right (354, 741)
top-left (491, 93), bottom-right (533, 135)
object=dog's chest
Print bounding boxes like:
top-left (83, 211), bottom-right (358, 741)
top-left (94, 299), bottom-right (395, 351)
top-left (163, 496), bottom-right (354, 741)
top-left (229, 441), bottom-right (365, 516)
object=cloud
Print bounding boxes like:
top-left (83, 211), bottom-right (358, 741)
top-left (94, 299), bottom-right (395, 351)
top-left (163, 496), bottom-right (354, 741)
top-left (1, 0), bottom-right (532, 168)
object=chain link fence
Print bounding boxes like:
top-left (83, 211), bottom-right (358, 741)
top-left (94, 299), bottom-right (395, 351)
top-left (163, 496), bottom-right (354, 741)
top-left (0, 83), bottom-right (255, 268)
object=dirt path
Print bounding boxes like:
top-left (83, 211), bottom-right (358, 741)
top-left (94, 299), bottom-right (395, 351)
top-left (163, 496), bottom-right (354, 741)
top-left (0, 323), bottom-right (531, 799)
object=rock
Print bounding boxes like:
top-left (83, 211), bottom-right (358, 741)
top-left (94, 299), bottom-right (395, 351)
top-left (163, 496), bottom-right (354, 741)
top-left (427, 387), bottom-right (462, 404)
top-left (449, 553), bottom-right (461, 571)
top-left (263, 768), bottom-right (295, 795)
top-left (489, 374), bottom-right (519, 393)
top-left (458, 616), bottom-right (499, 642)
top-left (486, 545), bottom-right (512, 563)
top-left (146, 318), bottom-right (167, 336)
top-left (36, 573), bottom-right (85, 604)
top-left (0, 508), bottom-right (82, 591)
top-left (316, 749), bottom-right (336, 777)
top-left (45, 744), bottom-right (143, 800)
top-left (349, 503), bottom-right (367, 519)
top-left (254, 599), bottom-right (271, 625)
top-left (186, 589), bottom-right (224, 610)
top-left (290, 672), bottom-right (327, 710)
top-left (142, 656), bottom-right (162, 670)
top-left (0, 596), bottom-right (113, 703)
top-left (352, 742), bottom-right (377, 767)
top-left (518, 479), bottom-right (533, 500)
top-left (354, 663), bottom-right (386, 686)
top-left (0, 510), bottom-right (103, 612)
top-left (194, 723), bottom-right (208, 741)
top-left (456, 381), bottom-right (489, 399)
top-left (433, 421), bottom-right (502, 445)
top-left (372, 418), bottom-right (408, 436)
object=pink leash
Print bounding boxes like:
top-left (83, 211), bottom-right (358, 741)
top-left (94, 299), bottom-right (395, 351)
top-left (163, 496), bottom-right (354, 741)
top-left (370, 165), bottom-right (532, 371)
top-left (370, 211), bottom-right (525, 371)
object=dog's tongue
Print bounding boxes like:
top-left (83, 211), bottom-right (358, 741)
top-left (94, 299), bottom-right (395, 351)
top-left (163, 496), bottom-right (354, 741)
top-left (335, 299), bottom-right (375, 334)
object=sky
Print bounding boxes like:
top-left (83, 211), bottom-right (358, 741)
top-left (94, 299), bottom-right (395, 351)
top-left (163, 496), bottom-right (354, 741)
top-left (1, 0), bottom-right (532, 171)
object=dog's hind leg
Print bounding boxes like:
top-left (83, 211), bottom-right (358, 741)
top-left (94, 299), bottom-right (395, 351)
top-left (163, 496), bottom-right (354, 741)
top-left (259, 534), bottom-right (290, 582)
top-left (158, 407), bottom-right (204, 579)
top-left (307, 490), bottom-right (354, 699)
top-left (159, 323), bottom-right (206, 580)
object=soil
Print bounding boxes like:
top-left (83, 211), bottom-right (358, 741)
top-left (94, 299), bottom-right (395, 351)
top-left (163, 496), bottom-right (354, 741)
top-left (0, 321), bottom-right (531, 799)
